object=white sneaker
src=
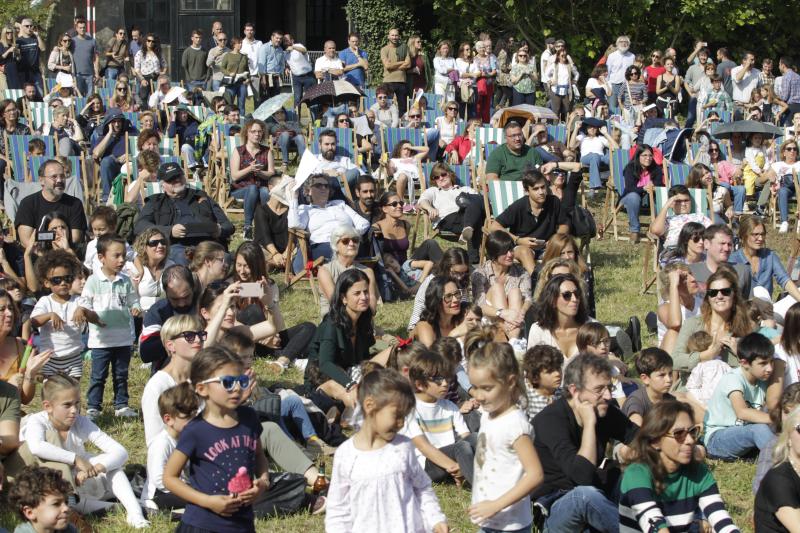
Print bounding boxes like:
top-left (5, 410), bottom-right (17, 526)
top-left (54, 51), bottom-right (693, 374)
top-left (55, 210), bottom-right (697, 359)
top-left (779, 221), bottom-right (789, 233)
top-left (85, 408), bottom-right (101, 421)
top-left (293, 358), bottom-right (308, 372)
top-left (459, 226), bottom-right (474, 244)
top-left (126, 516), bottom-right (151, 529)
top-left (114, 406), bottom-right (138, 418)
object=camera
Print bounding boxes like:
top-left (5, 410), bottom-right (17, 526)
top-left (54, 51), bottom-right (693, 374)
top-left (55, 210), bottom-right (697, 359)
top-left (37, 232), bottom-right (55, 242)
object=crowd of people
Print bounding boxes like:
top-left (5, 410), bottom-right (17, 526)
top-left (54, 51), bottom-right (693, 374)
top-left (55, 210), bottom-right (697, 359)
top-left (0, 12), bottom-right (800, 533)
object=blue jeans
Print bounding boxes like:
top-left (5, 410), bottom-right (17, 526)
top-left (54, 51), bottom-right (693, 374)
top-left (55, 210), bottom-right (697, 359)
top-left (230, 184), bottom-right (269, 228)
top-left (291, 241), bottom-right (333, 275)
top-left (278, 394), bottom-right (317, 440)
top-left (581, 152), bottom-right (610, 189)
top-left (105, 67), bottom-right (120, 83)
top-left (685, 96), bottom-right (698, 129)
top-left (75, 74), bottom-right (94, 97)
top-left (276, 132), bottom-right (306, 162)
top-left (168, 243), bottom-right (188, 266)
top-left (225, 81), bottom-right (247, 115)
top-left (512, 89), bottom-right (535, 106)
top-left (706, 423), bottom-right (775, 460)
top-left (211, 79), bottom-right (221, 92)
top-left (100, 155), bottom-right (122, 202)
top-left (87, 346), bottom-right (132, 410)
top-left (610, 83), bottom-right (624, 115)
top-left (426, 128), bottom-right (441, 161)
top-left (544, 486), bottom-right (619, 533)
top-left (292, 72), bottom-right (316, 109)
top-left (621, 191), bottom-right (645, 233)
top-left (719, 182), bottom-right (746, 215)
top-left (779, 182), bottom-right (796, 223)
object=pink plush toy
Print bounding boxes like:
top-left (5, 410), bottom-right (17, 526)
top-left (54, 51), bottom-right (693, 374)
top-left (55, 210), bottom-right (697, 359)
top-left (227, 466), bottom-right (252, 494)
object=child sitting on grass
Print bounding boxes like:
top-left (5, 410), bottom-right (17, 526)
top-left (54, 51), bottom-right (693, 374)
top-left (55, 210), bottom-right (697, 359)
top-left (622, 348), bottom-right (675, 426)
top-left (382, 252), bottom-right (433, 298)
top-left (8, 466), bottom-right (77, 533)
top-left (521, 344), bottom-right (564, 423)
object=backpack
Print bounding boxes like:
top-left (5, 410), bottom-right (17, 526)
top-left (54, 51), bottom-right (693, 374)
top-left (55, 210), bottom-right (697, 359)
top-left (115, 202), bottom-right (139, 244)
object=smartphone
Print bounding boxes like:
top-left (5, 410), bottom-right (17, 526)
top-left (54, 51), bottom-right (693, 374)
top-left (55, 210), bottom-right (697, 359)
top-left (37, 232), bottom-right (55, 242)
top-left (239, 282), bottom-right (264, 298)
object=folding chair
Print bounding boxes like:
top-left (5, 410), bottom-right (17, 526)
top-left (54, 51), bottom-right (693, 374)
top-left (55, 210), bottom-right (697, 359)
top-left (26, 102), bottom-right (53, 131)
top-left (43, 78), bottom-right (59, 93)
top-left (703, 108), bottom-right (733, 123)
top-left (546, 123), bottom-right (567, 145)
top-left (3, 134), bottom-right (55, 182)
top-left (411, 162), bottom-right (473, 247)
top-left (474, 127), bottom-right (505, 166)
top-left (480, 179), bottom-right (526, 261)
top-left (643, 183), bottom-right (711, 294)
top-left (664, 161), bottom-right (691, 186)
top-left (381, 127), bottom-right (425, 158)
top-left (121, 112), bottom-right (140, 131)
top-left (185, 105), bottom-right (210, 121)
top-left (599, 148), bottom-right (631, 241)
top-left (311, 126), bottom-right (356, 162)
top-left (2, 89), bottom-right (24, 101)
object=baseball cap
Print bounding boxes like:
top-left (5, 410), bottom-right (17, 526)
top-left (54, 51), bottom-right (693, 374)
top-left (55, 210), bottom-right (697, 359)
top-left (545, 37), bottom-right (555, 45)
top-left (157, 161), bottom-right (184, 182)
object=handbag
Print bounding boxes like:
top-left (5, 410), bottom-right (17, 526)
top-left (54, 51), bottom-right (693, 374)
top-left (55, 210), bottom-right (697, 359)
top-left (460, 82), bottom-right (475, 104)
top-left (221, 74), bottom-right (235, 86)
top-left (250, 387), bottom-right (282, 423)
top-left (476, 77), bottom-right (489, 96)
top-left (571, 205), bottom-right (597, 238)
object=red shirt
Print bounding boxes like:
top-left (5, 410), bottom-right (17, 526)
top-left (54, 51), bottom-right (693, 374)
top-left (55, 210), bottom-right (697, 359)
top-left (444, 135), bottom-right (475, 163)
top-left (644, 65), bottom-right (666, 93)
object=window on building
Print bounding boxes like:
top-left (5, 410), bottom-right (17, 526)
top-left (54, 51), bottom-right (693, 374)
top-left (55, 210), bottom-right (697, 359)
top-left (181, 0), bottom-right (231, 10)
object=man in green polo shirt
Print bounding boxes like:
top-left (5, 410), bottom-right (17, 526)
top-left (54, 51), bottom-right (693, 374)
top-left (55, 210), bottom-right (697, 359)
top-left (485, 121), bottom-right (546, 181)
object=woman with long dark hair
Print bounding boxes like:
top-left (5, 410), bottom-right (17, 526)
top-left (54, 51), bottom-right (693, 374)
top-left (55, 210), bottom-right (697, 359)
top-left (620, 400), bottom-right (739, 532)
top-left (133, 32), bottom-right (166, 102)
top-left (408, 247), bottom-right (470, 331)
top-left (304, 269), bottom-right (390, 408)
top-left (621, 144), bottom-right (664, 242)
top-left (413, 276), bottom-right (466, 346)
top-left (657, 263), bottom-right (702, 354)
top-left (527, 273), bottom-right (589, 360)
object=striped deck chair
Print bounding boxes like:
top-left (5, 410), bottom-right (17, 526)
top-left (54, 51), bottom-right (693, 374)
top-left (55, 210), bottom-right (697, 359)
top-left (26, 102), bottom-right (53, 131)
top-left (547, 123), bottom-right (568, 145)
top-left (688, 141), bottom-right (730, 164)
top-left (381, 127), bottom-right (425, 157)
top-left (642, 184), bottom-right (711, 294)
top-left (703, 108), bottom-right (733, 123)
top-left (480, 179), bottom-right (526, 261)
top-left (97, 87), bottom-right (114, 101)
top-left (599, 148), bottom-right (631, 241)
top-left (121, 112), bottom-right (140, 130)
top-left (664, 161), bottom-right (691, 186)
top-left (126, 134), bottom-right (178, 159)
top-left (43, 78), bottom-right (59, 93)
top-left (4, 134), bottom-right (55, 182)
top-left (311, 127), bottom-right (356, 162)
top-left (185, 105), bottom-right (209, 121)
top-left (2, 89), bottom-right (24, 101)
top-left (474, 127), bottom-right (504, 165)
top-left (412, 162), bottom-right (473, 245)
top-left (214, 135), bottom-right (245, 212)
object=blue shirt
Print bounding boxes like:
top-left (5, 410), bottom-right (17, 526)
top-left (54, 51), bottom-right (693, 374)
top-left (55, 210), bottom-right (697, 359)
top-left (780, 68), bottom-right (800, 105)
top-left (256, 42), bottom-right (285, 75)
top-left (729, 248), bottom-right (789, 295)
top-left (339, 47), bottom-right (368, 88)
top-left (129, 39), bottom-right (141, 62)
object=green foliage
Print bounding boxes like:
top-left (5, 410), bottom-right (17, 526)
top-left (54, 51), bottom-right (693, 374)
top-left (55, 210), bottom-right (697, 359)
top-left (0, 0), bottom-right (52, 36)
top-left (345, 0), bottom-right (420, 85)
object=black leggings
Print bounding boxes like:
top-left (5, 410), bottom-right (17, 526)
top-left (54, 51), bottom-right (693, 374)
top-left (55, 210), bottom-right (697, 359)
top-left (495, 85), bottom-right (512, 107)
top-left (257, 322), bottom-right (317, 361)
top-left (153, 488), bottom-right (188, 510)
top-left (410, 238), bottom-right (443, 263)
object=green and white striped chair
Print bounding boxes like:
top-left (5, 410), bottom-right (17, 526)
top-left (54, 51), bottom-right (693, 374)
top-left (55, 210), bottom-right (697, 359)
top-left (480, 179), bottom-right (525, 261)
top-left (474, 126), bottom-right (504, 165)
top-left (27, 102), bottom-right (53, 131)
top-left (599, 148), bottom-right (631, 241)
top-left (2, 89), bottom-right (24, 101)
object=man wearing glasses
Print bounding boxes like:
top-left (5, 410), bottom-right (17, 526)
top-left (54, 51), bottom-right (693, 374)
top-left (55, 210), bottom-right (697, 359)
top-left (532, 353), bottom-right (638, 533)
top-left (206, 32), bottom-right (229, 91)
top-left (16, 159), bottom-right (87, 248)
top-left (70, 17), bottom-right (100, 96)
top-left (15, 18), bottom-right (45, 98)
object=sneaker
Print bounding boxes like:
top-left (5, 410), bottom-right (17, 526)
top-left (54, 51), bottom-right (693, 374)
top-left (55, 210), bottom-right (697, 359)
top-left (459, 226), bottom-right (474, 245)
top-left (311, 495), bottom-right (327, 515)
top-left (293, 358), bottom-right (308, 372)
top-left (85, 408), bottom-right (101, 421)
top-left (126, 516), bottom-right (151, 529)
top-left (780, 221), bottom-right (789, 233)
top-left (306, 437), bottom-right (337, 457)
top-left (243, 226), bottom-right (253, 240)
top-left (114, 406), bottom-right (138, 418)
top-left (626, 316), bottom-right (642, 354)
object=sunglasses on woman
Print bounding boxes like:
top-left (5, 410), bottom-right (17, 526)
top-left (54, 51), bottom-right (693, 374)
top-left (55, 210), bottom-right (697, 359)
top-left (706, 287), bottom-right (733, 298)
top-left (666, 425), bottom-right (702, 443)
top-left (561, 290), bottom-right (579, 301)
top-left (785, 146), bottom-right (799, 152)
top-left (147, 238), bottom-right (167, 247)
top-left (171, 330), bottom-right (208, 344)
top-left (199, 374), bottom-right (250, 392)
top-left (387, 200), bottom-right (405, 208)
top-left (339, 237), bottom-right (360, 246)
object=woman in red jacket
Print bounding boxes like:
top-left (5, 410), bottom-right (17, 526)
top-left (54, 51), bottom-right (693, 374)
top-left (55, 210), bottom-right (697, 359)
top-left (444, 118), bottom-right (480, 164)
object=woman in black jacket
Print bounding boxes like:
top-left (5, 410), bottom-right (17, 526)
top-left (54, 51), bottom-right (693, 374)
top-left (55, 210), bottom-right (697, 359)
top-left (620, 144), bottom-right (664, 242)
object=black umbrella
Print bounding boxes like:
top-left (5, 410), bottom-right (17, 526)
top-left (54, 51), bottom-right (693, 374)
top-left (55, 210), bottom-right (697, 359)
top-left (300, 80), bottom-right (363, 106)
top-left (712, 120), bottom-right (784, 139)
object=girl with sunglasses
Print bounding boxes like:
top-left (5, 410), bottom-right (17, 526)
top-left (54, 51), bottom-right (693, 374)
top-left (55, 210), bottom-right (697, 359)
top-left (673, 268), bottom-right (754, 390)
top-left (730, 215), bottom-right (800, 303)
top-left (412, 276), bottom-right (466, 347)
top-left (620, 400), bottom-right (739, 533)
top-left (528, 273), bottom-right (589, 361)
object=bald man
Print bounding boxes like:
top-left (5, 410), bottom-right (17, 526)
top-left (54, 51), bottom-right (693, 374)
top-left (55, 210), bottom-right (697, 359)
top-left (314, 40), bottom-right (344, 81)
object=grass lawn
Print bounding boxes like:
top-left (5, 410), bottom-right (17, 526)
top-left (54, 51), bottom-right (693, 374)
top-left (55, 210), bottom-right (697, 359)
top-left (3, 196), bottom-right (795, 533)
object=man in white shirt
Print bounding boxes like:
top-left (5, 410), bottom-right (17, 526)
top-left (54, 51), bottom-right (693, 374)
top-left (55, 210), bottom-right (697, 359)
top-left (731, 51), bottom-right (762, 118)
top-left (540, 38), bottom-right (556, 91)
top-left (314, 40), bottom-right (345, 81)
top-left (312, 129), bottom-right (360, 199)
top-left (148, 75), bottom-right (188, 110)
top-left (284, 33), bottom-right (315, 107)
top-left (240, 22), bottom-right (262, 104)
top-left (605, 36), bottom-right (635, 115)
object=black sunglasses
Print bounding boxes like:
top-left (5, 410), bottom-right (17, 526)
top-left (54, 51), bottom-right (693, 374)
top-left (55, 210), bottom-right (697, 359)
top-left (706, 287), bottom-right (733, 298)
top-left (49, 275), bottom-right (75, 286)
top-left (147, 238), bottom-right (167, 247)
top-left (425, 374), bottom-right (450, 385)
top-left (666, 425), bottom-right (702, 443)
top-left (387, 200), bottom-right (405, 208)
top-left (171, 330), bottom-right (208, 344)
top-left (561, 290), bottom-right (579, 301)
top-left (785, 146), bottom-right (799, 152)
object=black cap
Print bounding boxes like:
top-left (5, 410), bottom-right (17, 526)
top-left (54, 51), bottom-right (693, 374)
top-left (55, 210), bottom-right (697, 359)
top-left (157, 161), bottom-right (184, 182)
top-left (545, 37), bottom-right (555, 45)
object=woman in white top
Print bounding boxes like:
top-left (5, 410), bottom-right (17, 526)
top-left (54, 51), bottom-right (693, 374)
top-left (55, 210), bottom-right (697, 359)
top-left (455, 42), bottom-right (479, 117)
top-left (132, 228), bottom-right (175, 312)
top-left (47, 33), bottom-right (74, 78)
top-left (528, 273), bottom-right (589, 360)
top-left (434, 100), bottom-right (460, 148)
top-left (545, 49), bottom-right (579, 121)
top-left (657, 263), bottom-right (702, 354)
top-left (768, 302), bottom-right (800, 410)
top-left (585, 64), bottom-right (612, 118)
top-left (432, 40), bottom-right (457, 102)
top-left (760, 138), bottom-right (800, 230)
top-left (569, 120), bottom-right (617, 190)
top-left (387, 139), bottom-right (428, 204)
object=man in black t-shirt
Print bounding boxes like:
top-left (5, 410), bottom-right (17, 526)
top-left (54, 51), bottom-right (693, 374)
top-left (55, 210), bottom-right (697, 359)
top-left (489, 169), bottom-right (569, 274)
top-left (15, 18), bottom-right (45, 97)
top-left (15, 159), bottom-right (87, 248)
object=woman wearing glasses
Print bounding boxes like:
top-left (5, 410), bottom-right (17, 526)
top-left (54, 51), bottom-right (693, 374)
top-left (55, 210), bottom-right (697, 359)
top-left (729, 215), bottom-right (800, 303)
top-left (46, 33), bottom-right (74, 81)
top-left (132, 228), bottom-right (174, 314)
top-left (108, 80), bottom-right (138, 112)
top-left (643, 50), bottom-right (665, 104)
top-left (318, 223), bottom-right (378, 318)
top-left (757, 140), bottom-right (800, 230)
top-left (545, 49), bottom-right (579, 122)
top-left (413, 276), bottom-right (467, 346)
top-left (509, 47), bottom-right (538, 106)
top-left (229, 119), bottom-right (275, 239)
top-left (408, 247), bottom-right (471, 332)
top-left (369, 83), bottom-right (399, 128)
top-left (432, 40), bottom-right (456, 102)
top-left (104, 28), bottom-right (127, 82)
top-left (0, 26), bottom-right (18, 91)
top-left (620, 65), bottom-right (647, 121)
top-left (434, 100), bottom-right (460, 153)
top-left (673, 268), bottom-right (754, 390)
top-left (132, 33), bottom-right (166, 103)
top-left (620, 400), bottom-right (739, 533)
top-left (527, 273), bottom-right (589, 361)
top-left (755, 404), bottom-right (800, 533)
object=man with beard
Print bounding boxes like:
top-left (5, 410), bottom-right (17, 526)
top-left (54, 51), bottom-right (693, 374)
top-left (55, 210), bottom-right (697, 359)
top-left (312, 129), bottom-right (361, 200)
top-left (606, 36), bottom-right (635, 116)
top-left (138, 264), bottom-right (198, 372)
top-left (134, 162), bottom-right (233, 265)
top-left (353, 175), bottom-right (378, 258)
top-left (532, 353), bottom-right (638, 533)
top-left (380, 28), bottom-right (410, 115)
top-left (16, 159), bottom-right (87, 248)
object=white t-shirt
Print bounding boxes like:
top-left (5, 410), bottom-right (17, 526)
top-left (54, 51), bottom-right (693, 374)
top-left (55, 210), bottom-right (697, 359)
top-left (771, 161), bottom-right (800, 179)
top-left (240, 38), bottom-right (263, 76)
top-left (31, 294), bottom-right (84, 359)
top-left (418, 185), bottom-right (478, 225)
top-left (401, 398), bottom-right (469, 468)
top-left (314, 55), bottom-right (344, 78)
top-left (285, 44), bottom-right (312, 76)
top-left (472, 408), bottom-right (532, 531)
top-left (435, 116), bottom-right (459, 145)
top-left (142, 430), bottom-right (176, 506)
top-left (731, 65), bottom-right (761, 104)
top-left (657, 294), bottom-right (703, 345)
top-left (578, 134), bottom-right (608, 156)
top-left (137, 260), bottom-right (175, 312)
top-left (141, 370), bottom-right (178, 447)
top-left (775, 344), bottom-right (800, 388)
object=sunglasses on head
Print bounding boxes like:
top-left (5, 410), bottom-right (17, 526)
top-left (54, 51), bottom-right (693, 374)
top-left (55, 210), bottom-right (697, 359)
top-left (666, 425), bottom-right (702, 443)
top-left (706, 287), bottom-right (733, 298)
top-left (49, 275), bottom-right (75, 286)
top-left (561, 290), bottom-right (579, 301)
top-left (147, 238), bottom-right (167, 247)
top-left (199, 374), bottom-right (250, 392)
top-left (387, 200), bottom-right (405, 208)
top-left (171, 330), bottom-right (208, 344)
top-left (339, 237), bottom-right (360, 246)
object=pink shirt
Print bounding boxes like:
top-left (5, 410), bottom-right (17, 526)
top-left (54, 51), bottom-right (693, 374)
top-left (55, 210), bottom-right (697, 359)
top-left (637, 169), bottom-right (653, 188)
top-left (713, 160), bottom-right (738, 185)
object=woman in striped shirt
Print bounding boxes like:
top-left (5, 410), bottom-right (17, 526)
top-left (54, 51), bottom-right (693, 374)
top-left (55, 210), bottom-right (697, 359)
top-left (619, 400), bottom-right (740, 533)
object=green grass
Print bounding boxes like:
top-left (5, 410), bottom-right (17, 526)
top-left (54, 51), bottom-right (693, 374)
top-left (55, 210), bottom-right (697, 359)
top-left (3, 202), bottom-right (797, 533)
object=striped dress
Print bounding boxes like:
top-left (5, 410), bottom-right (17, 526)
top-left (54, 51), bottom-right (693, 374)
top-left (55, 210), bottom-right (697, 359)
top-left (619, 462), bottom-right (739, 533)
